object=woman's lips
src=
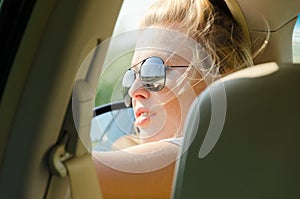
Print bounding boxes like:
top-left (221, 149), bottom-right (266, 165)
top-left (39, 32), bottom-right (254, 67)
top-left (135, 107), bottom-right (148, 118)
top-left (134, 108), bottom-right (155, 127)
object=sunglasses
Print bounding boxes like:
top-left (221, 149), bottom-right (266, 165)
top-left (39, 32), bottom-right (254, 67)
top-left (122, 56), bottom-right (189, 107)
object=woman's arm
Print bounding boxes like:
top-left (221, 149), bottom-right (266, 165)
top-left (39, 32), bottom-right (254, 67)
top-left (92, 141), bottom-right (179, 199)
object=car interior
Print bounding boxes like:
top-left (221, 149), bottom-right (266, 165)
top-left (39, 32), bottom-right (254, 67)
top-left (0, 0), bottom-right (299, 198)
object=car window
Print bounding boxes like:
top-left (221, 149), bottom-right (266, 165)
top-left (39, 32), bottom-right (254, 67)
top-left (95, 0), bottom-right (155, 107)
top-left (91, 103), bottom-right (135, 151)
top-left (91, 0), bottom-right (155, 151)
top-left (293, 15), bottom-right (300, 63)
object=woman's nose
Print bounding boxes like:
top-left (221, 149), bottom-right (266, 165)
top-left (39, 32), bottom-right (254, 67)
top-left (128, 77), bottom-right (150, 100)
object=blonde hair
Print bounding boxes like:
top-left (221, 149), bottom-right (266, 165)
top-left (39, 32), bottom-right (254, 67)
top-left (139, 0), bottom-right (254, 74)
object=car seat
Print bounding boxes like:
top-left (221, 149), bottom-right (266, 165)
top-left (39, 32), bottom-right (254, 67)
top-left (173, 62), bottom-right (300, 198)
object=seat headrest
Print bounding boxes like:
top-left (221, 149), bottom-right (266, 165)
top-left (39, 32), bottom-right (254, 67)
top-left (173, 63), bottom-right (300, 198)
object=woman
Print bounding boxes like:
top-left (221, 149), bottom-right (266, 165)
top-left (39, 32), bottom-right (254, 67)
top-left (93, 0), bottom-right (255, 198)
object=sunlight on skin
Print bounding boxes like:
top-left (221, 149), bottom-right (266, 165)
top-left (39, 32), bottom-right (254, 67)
top-left (92, 142), bottom-right (178, 199)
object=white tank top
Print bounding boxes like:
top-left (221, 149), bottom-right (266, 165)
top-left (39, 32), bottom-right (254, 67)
top-left (159, 137), bottom-right (183, 147)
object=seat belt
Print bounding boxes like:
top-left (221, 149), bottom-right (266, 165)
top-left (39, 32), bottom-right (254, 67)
top-left (46, 138), bottom-right (102, 199)
top-left (47, 65), bottom-right (102, 198)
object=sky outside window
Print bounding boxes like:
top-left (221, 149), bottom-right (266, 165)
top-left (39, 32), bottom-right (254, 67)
top-left (293, 16), bottom-right (300, 63)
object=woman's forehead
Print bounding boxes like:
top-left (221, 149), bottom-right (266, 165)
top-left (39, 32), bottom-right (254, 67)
top-left (133, 27), bottom-right (197, 59)
top-left (131, 50), bottom-right (191, 66)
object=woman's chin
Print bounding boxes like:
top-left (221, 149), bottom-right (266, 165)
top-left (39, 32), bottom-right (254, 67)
top-left (138, 126), bottom-right (162, 142)
top-left (136, 113), bottom-right (170, 141)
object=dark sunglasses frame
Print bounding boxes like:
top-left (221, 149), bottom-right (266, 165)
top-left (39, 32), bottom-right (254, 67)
top-left (122, 56), bottom-right (188, 107)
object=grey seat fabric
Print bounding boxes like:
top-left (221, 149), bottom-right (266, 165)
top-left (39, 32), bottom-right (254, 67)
top-left (173, 63), bottom-right (300, 199)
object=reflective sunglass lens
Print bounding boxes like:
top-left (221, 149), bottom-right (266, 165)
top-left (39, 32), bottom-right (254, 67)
top-left (122, 70), bottom-right (135, 107)
top-left (141, 57), bottom-right (166, 91)
top-left (122, 69), bottom-right (135, 88)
